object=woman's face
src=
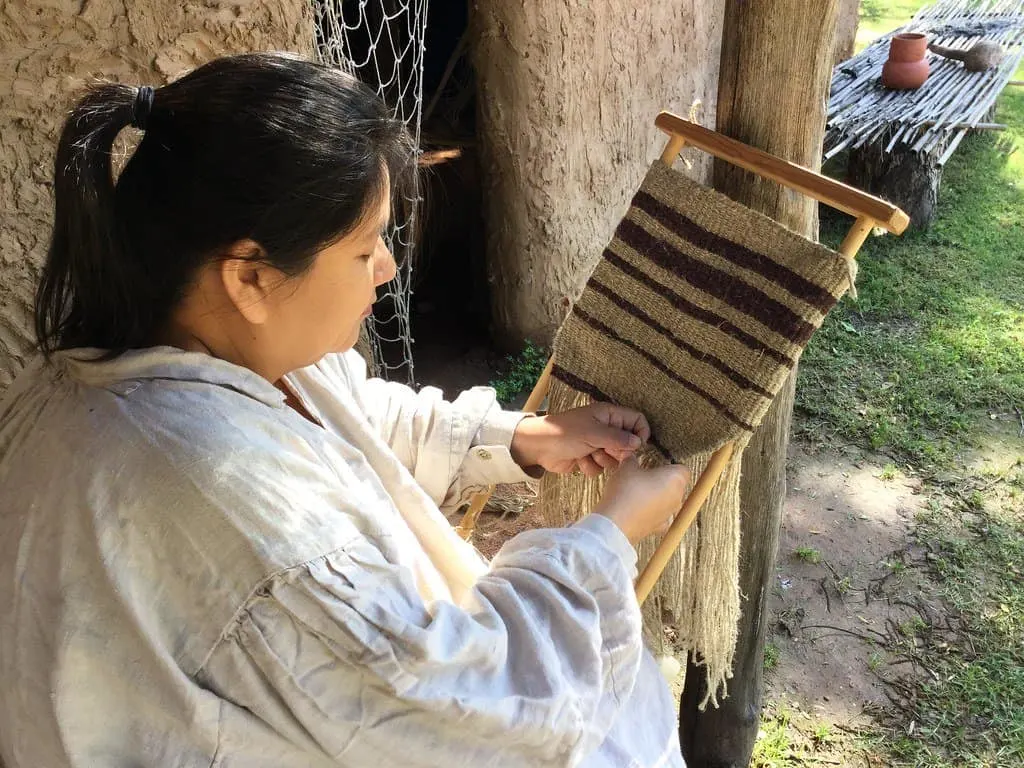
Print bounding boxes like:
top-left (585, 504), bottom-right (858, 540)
top-left (286, 192), bottom-right (394, 358)
top-left (167, 177), bottom-right (397, 381)
top-left (263, 181), bottom-right (396, 371)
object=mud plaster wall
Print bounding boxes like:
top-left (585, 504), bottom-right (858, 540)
top-left (0, 1), bottom-right (313, 390)
top-left (471, 0), bottom-right (727, 347)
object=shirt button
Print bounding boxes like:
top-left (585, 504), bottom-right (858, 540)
top-left (476, 448), bottom-right (492, 461)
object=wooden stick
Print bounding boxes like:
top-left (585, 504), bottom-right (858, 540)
top-left (456, 357), bottom-right (555, 540)
top-left (455, 488), bottom-right (491, 541)
top-left (655, 112), bottom-right (910, 234)
top-left (660, 134), bottom-right (687, 166)
top-left (635, 442), bottom-right (735, 603)
top-left (917, 120), bottom-right (1006, 131)
top-left (523, 357), bottom-right (554, 412)
top-left (838, 215), bottom-right (875, 258)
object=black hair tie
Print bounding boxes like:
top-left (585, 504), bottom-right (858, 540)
top-left (131, 86), bottom-right (155, 130)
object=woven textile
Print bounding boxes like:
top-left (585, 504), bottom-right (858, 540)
top-left (551, 161), bottom-right (853, 460)
top-left (542, 160), bottom-right (855, 705)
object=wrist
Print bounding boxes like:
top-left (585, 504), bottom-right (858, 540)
top-left (510, 414), bottom-right (546, 471)
top-left (592, 501), bottom-right (640, 546)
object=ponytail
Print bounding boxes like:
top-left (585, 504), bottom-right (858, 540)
top-left (35, 83), bottom-right (146, 355)
top-left (33, 55), bottom-right (413, 357)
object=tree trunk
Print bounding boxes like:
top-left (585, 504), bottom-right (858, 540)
top-left (848, 143), bottom-right (940, 229)
top-left (0, 0), bottom-right (313, 389)
top-left (679, 2), bottom-right (840, 765)
top-left (470, 0), bottom-right (727, 350)
top-left (834, 0), bottom-right (861, 64)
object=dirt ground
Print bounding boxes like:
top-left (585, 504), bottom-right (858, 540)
top-left (766, 444), bottom-right (930, 723)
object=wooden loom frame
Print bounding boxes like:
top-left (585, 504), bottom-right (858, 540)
top-left (457, 112), bottom-right (909, 604)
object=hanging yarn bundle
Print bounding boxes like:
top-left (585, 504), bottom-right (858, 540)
top-left (540, 160), bottom-right (856, 706)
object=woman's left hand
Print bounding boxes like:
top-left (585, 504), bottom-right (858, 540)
top-left (509, 403), bottom-right (651, 477)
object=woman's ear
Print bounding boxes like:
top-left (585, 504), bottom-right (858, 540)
top-left (218, 239), bottom-right (281, 325)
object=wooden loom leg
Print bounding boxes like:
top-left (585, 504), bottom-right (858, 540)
top-left (838, 214), bottom-right (875, 258)
top-left (456, 358), bottom-right (555, 540)
top-left (660, 134), bottom-right (687, 166)
top-left (634, 442), bottom-right (735, 603)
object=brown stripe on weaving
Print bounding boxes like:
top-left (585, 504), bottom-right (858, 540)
top-left (550, 365), bottom-right (673, 460)
top-left (600, 248), bottom-right (796, 368)
top-left (615, 218), bottom-right (817, 345)
top-left (632, 190), bottom-right (837, 312)
top-left (588, 279), bottom-right (774, 398)
top-left (570, 306), bottom-right (756, 433)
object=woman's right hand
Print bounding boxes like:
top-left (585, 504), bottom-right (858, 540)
top-left (592, 458), bottom-right (691, 546)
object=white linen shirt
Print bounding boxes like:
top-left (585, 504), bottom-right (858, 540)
top-left (0, 347), bottom-right (683, 768)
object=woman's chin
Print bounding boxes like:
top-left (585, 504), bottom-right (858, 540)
top-left (333, 328), bottom-right (362, 354)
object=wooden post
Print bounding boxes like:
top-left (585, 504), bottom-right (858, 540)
top-left (679, 1), bottom-right (841, 765)
top-left (470, 0), bottom-right (726, 349)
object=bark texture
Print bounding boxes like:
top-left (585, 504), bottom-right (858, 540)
top-left (848, 143), bottom-right (941, 229)
top-left (0, 0), bottom-right (313, 388)
top-left (834, 0), bottom-right (860, 63)
top-left (679, 1), bottom-right (841, 764)
top-left (471, 0), bottom-right (726, 349)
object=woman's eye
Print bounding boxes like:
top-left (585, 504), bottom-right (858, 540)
top-left (360, 253), bottom-right (373, 262)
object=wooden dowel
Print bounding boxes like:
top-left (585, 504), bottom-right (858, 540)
top-left (455, 491), bottom-right (490, 540)
top-left (655, 112), bottom-right (909, 234)
top-left (838, 215), bottom-right (876, 258)
top-left (635, 442), bottom-right (736, 604)
top-left (523, 357), bottom-right (554, 412)
top-left (660, 135), bottom-right (687, 166)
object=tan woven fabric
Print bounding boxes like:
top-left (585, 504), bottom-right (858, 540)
top-left (541, 161), bottom-right (854, 706)
top-left (551, 161), bottom-right (853, 459)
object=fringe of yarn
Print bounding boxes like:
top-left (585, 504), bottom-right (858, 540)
top-left (539, 375), bottom-right (742, 707)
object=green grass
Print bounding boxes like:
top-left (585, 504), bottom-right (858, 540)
top-left (868, 500), bottom-right (1024, 766)
top-left (793, 546), bottom-right (823, 565)
top-left (752, 702), bottom-right (861, 767)
top-left (796, 87), bottom-right (1024, 472)
top-left (879, 462), bottom-right (900, 481)
top-left (488, 340), bottom-right (548, 405)
top-left (857, 0), bottom-right (927, 51)
top-left (756, 2), bottom-right (1024, 765)
top-left (752, 706), bottom-right (798, 767)
top-left (793, 86), bottom-right (1024, 768)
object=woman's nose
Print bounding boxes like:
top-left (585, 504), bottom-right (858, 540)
top-left (374, 237), bottom-right (397, 287)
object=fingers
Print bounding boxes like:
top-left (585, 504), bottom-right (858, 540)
top-left (590, 403), bottom-right (652, 445)
top-left (576, 455), bottom-right (604, 477)
top-left (590, 449), bottom-right (619, 470)
top-left (594, 423), bottom-right (643, 453)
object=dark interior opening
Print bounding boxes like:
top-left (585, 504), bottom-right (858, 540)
top-left (409, 2), bottom-right (495, 394)
top-left (313, 2), bottom-right (496, 393)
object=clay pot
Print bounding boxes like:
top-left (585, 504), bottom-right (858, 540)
top-left (882, 33), bottom-right (930, 90)
top-left (888, 32), bottom-right (928, 62)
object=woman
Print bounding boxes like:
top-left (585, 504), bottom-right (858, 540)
top-left (0, 53), bottom-right (690, 767)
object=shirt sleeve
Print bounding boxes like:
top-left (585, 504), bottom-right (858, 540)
top-left (198, 514), bottom-right (643, 767)
top-left (336, 351), bottom-right (538, 508)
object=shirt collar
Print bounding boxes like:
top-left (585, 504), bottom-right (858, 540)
top-left (56, 346), bottom-right (287, 408)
